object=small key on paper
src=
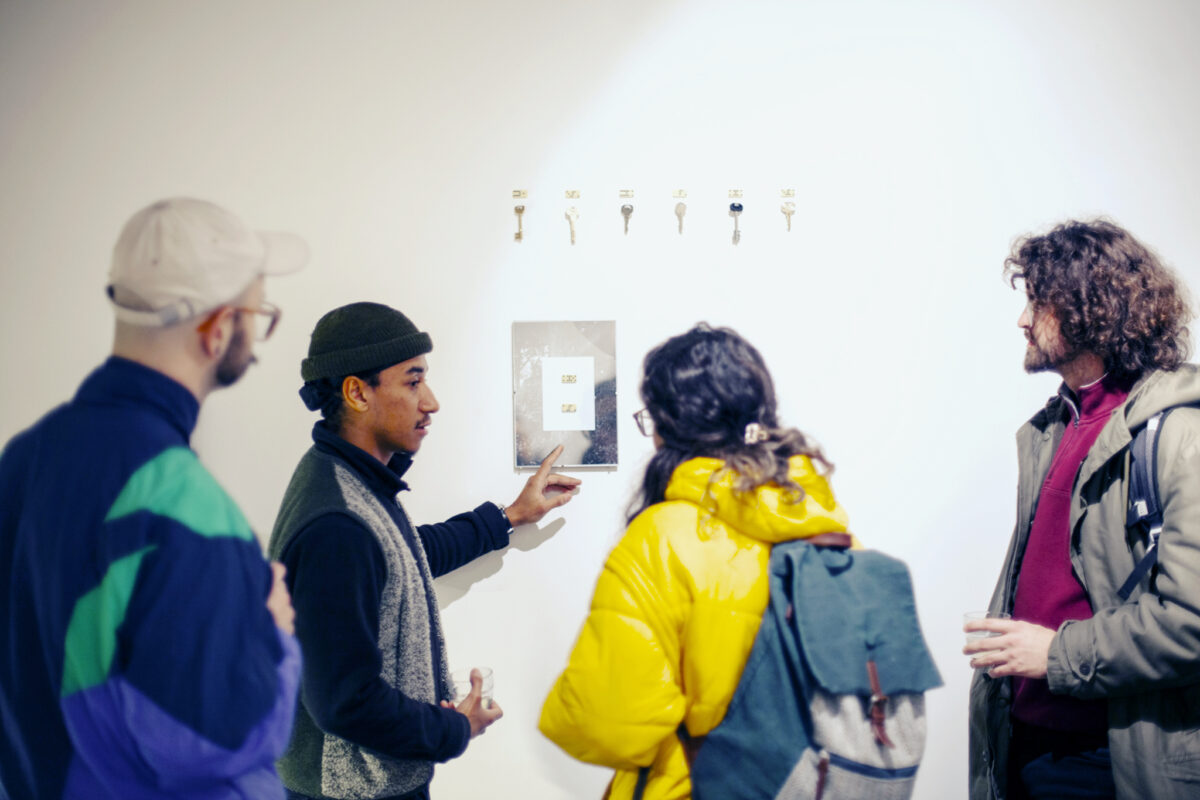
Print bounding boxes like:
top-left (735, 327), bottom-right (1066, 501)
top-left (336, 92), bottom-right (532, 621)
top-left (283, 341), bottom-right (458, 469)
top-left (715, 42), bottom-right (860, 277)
top-left (620, 204), bottom-right (633, 235)
top-left (675, 202), bottom-right (687, 234)
top-left (513, 205), bottom-right (525, 242)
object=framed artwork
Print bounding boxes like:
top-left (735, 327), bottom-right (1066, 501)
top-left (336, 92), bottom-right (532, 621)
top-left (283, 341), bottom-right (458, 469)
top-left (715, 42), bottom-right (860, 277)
top-left (512, 320), bottom-right (617, 468)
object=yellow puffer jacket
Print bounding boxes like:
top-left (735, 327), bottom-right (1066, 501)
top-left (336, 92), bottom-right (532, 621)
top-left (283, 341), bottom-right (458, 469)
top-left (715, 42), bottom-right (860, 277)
top-left (539, 455), bottom-right (852, 800)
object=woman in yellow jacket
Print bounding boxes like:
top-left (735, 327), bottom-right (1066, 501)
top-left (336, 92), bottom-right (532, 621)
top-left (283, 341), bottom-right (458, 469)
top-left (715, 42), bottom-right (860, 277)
top-left (539, 323), bottom-right (853, 800)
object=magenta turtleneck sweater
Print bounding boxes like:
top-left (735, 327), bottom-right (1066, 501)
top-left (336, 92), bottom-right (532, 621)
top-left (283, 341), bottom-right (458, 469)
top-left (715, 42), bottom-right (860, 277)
top-left (1011, 374), bottom-right (1130, 732)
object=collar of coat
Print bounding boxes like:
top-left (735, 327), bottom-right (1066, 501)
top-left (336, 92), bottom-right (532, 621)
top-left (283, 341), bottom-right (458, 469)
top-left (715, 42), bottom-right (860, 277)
top-left (662, 454), bottom-right (851, 545)
top-left (1028, 364), bottom-right (1200, 492)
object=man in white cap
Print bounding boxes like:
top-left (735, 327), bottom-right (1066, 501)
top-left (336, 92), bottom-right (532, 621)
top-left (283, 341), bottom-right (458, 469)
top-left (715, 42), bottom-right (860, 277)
top-left (0, 198), bottom-right (308, 799)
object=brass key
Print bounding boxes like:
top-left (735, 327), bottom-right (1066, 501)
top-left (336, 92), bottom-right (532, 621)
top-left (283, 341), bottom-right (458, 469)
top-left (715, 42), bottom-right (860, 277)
top-left (565, 206), bottom-right (579, 245)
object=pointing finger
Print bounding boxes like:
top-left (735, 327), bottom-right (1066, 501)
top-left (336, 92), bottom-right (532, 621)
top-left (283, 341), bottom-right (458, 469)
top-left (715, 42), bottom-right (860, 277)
top-left (536, 446), bottom-right (565, 480)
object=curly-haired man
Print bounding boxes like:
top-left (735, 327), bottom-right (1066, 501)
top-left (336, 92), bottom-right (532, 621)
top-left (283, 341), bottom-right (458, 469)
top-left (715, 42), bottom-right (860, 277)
top-left (965, 220), bottom-right (1200, 800)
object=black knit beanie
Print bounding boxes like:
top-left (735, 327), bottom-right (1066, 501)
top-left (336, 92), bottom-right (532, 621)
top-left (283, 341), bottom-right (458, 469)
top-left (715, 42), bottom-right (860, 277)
top-left (300, 302), bottom-right (433, 383)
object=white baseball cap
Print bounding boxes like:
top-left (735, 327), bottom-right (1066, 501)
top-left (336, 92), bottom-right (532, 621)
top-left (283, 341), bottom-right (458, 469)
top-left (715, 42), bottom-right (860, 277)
top-left (107, 197), bottom-right (309, 326)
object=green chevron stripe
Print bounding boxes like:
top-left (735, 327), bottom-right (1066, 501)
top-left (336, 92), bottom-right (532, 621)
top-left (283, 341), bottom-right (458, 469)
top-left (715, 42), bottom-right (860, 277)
top-left (104, 446), bottom-right (252, 541)
top-left (60, 546), bottom-right (155, 696)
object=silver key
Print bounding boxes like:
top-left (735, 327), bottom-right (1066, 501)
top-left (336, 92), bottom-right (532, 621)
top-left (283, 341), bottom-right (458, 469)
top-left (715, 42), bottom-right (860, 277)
top-left (729, 202), bottom-right (743, 245)
top-left (620, 204), bottom-right (633, 235)
top-left (675, 202), bottom-right (687, 234)
top-left (781, 201), bottom-right (795, 232)
top-left (514, 205), bottom-right (525, 242)
top-left (565, 206), bottom-right (579, 245)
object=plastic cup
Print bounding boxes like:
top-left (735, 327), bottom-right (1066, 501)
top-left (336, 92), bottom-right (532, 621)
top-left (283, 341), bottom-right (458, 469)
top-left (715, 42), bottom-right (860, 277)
top-left (451, 667), bottom-right (494, 708)
top-left (964, 611), bottom-right (1011, 644)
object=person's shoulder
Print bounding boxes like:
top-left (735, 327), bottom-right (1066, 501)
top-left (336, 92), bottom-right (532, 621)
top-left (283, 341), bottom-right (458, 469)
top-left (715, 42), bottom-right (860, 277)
top-left (620, 498), bottom-right (735, 572)
top-left (0, 418), bottom-right (39, 469)
top-left (108, 445), bottom-right (254, 543)
top-left (1024, 391), bottom-right (1066, 430)
top-left (627, 498), bottom-right (704, 539)
top-left (1, 398), bottom-right (82, 463)
top-left (294, 446), bottom-right (381, 503)
top-left (1138, 365), bottom-right (1200, 410)
top-left (287, 441), bottom-right (337, 475)
top-left (276, 446), bottom-right (351, 514)
top-left (1157, 403), bottom-right (1200, 442)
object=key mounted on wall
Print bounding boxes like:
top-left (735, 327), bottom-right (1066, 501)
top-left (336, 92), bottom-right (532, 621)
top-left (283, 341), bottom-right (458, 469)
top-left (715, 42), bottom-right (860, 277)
top-left (729, 189), bottom-right (743, 245)
top-left (512, 190), bottom-right (527, 243)
top-left (729, 202), bottom-right (743, 245)
top-left (674, 189), bottom-right (687, 235)
top-left (619, 189), bottom-right (634, 235)
top-left (564, 190), bottom-right (580, 245)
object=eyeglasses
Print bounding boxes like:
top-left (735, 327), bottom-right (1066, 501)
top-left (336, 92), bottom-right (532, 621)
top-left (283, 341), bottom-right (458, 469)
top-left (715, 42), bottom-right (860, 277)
top-left (232, 302), bottom-right (282, 341)
top-left (633, 408), bottom-right (655, 437)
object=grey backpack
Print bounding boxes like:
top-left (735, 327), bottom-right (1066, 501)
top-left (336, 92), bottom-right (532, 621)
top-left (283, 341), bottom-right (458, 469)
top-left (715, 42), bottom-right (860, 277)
top-left (639, 535), bottom-right (942, 800)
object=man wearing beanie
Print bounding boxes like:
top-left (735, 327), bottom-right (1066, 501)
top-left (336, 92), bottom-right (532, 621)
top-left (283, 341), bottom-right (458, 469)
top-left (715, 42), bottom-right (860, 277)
top-left (0, 198), bottom-right (308, 798)
top-left (269, 302), bottom-right (581, 800)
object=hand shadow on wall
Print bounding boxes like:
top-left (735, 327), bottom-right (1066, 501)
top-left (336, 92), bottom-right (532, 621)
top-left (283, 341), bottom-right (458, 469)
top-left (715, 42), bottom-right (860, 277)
top-left (435, 517), bottom-right (567, 608)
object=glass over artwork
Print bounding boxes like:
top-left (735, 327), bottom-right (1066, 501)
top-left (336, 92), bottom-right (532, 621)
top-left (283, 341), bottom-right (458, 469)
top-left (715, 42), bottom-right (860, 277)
top-left (512, 320), bottom-right (617, 468)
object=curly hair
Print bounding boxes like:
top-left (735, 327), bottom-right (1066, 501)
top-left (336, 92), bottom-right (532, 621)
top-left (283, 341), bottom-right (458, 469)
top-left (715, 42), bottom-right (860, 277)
top-left (627, 323), bottom-right (831, 522)
top-left (1005, 219), bottom-right (1193, 378)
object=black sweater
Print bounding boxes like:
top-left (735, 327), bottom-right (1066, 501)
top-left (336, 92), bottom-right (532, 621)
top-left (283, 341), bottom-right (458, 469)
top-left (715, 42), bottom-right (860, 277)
top-left (279, 422), bottom-right (511, 765)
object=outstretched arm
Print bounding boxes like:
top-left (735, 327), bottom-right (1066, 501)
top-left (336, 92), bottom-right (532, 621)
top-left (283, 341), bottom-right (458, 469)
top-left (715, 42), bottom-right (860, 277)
top-left (418, 445), bottom-right (582, 576)
top-left (504, 445), bottom-right (582, 527)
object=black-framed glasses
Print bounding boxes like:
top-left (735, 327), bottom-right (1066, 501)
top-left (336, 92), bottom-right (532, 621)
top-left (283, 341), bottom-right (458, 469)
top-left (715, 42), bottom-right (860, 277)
top-left (233, 301), bottom-right (282, 341)
top-left (633, 408), bottom-right (655, 437)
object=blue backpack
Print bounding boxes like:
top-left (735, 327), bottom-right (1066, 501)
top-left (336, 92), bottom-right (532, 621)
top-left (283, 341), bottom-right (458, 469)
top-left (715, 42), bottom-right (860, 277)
top-left (1119, 408), bottom-right (1177, 601)
top-left (642, 534), bottom-right (942, 800)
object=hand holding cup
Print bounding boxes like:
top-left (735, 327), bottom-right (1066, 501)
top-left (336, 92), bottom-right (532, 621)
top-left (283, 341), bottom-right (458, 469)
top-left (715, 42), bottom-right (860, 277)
top-left (442, 667), bottom-right (502, 738)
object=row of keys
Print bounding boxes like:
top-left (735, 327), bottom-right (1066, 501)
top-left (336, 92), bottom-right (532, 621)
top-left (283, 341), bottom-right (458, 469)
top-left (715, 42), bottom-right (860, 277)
top-left (514, 201), bottom-right (796, 246)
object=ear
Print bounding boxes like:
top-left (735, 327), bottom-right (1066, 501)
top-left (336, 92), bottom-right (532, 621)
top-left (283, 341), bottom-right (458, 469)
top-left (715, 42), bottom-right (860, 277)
top-left (342, 375), bottom-right (372, 413)
top-left (197, 307), bottom-right (236, 359)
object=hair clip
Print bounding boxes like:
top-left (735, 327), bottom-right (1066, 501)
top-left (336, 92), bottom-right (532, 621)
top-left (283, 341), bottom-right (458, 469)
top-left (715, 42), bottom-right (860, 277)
top-left (744, 422), bottom-right (768, 445)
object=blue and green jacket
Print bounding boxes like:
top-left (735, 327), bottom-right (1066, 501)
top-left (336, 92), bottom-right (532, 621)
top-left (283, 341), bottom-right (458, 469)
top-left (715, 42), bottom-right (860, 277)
top-left (0, 357), bottom-right (301, 799)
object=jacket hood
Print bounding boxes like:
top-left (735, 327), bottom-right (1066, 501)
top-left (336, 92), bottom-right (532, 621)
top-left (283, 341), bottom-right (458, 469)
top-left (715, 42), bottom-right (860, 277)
top-left (1123, 364), bottom-right (1200, 430)
top-left (663, 455), bottom-right (850, 545)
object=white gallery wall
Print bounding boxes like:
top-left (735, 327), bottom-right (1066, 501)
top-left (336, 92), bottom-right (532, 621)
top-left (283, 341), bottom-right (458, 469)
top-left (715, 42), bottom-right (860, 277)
top-left (3, 1), bottom-right (1200, 797)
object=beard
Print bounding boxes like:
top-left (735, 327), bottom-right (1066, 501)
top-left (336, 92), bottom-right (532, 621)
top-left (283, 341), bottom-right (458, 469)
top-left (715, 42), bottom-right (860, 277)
top-left (1023, 336), bottom-right (1075, 374)
top-left (215, 326), bottom-right (256, 387)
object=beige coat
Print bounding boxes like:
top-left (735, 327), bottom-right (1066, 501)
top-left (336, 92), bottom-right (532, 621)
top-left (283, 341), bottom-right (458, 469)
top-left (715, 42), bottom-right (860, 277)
top-left (970, 366), bottom-right (1200, 799)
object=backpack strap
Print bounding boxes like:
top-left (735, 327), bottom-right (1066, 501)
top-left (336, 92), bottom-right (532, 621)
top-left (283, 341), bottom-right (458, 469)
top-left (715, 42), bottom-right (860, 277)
top-left (635, 724), bottom-right (699, 800)
top-left (807, 532), bottom-right (852, 549)
top-left (1119, 409), bottom-right (1170, 602)
top-left (632, 766), bottom-right (650, 800)
top-left (866, 660), bottom-right (894, 748)
top-left (676, 723), bottom-right (703, 766)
